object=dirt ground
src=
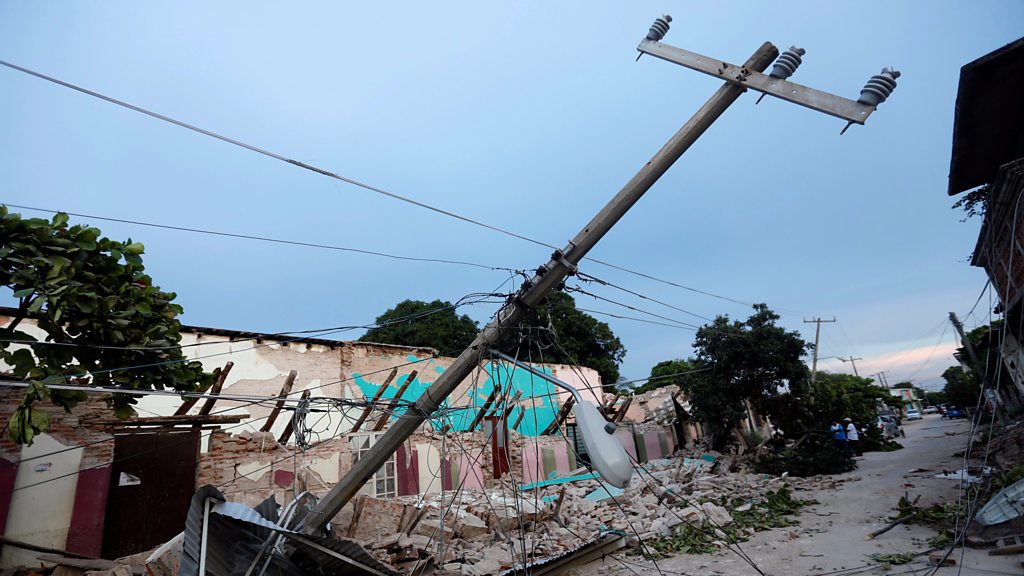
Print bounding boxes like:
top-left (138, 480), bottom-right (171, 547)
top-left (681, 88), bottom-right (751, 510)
top-left (576, 415), bottom-right (1023, 576)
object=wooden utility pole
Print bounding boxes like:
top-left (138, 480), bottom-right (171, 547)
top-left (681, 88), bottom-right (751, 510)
top-left (804, 317), bottom-right (835, 383)
top-left (298, 42), bottom-right (779, 534)
top-left (300, 15), bottom-right (896, 534)
top-left (837, 356), bottom-right (863, 377)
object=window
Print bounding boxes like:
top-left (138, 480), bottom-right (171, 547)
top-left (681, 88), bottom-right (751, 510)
top-left (349, 433), bottom-right (397, 498)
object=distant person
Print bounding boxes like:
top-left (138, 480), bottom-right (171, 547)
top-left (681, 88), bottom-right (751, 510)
top-left (831, 421), bottom-right (847, 451)
top-left (844, 418), bottom-right (861, 456)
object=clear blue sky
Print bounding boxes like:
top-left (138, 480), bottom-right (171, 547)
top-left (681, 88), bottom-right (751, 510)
top-left (2, 2), bottom-right (1021, 390)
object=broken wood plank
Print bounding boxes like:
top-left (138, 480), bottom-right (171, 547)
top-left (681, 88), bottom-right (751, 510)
top-left (502, 390), bottom-right (524, 420)
top-left (350, 368), bottom-right (398, 433)
top-left (542, 396), bottom-right (575, 435)
top-left (94, 414), bottom-right (248, 427)
top-left (403, 504), bottom-right (430, 536)
top-left (612, 396), bottom-right (633, 423)
top-left (196, 361), bottom-right (235, 416)
top-left (260, 370), bottom-right (298, 432)
top-left (174, 361), bottom-right (232, 416)
top-left (466, 383), bottom-right (502, 432)
top-left (552, 485), bottom-right (567, 520)
top-left (278, 389), bottom-right (311, 444)
top-left (372, 370), bottom-right (418, 432)
top-left (347, 495), bottom-right (366, 538)
top-left (512, 409), bottom-right (525, 432)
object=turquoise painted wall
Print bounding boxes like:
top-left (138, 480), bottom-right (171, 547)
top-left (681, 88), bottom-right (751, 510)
top-left (352, 357), bottom-right (560, 436)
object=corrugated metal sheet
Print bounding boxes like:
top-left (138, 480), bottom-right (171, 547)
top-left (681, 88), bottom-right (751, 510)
top-left (497, 532), bottom-right (626, 576)
top-left (180, 485), bottom-right (401, 576)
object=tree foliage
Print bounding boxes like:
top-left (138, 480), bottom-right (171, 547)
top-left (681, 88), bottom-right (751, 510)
top-left (941, 365), bottom-right (980, 409)
top-left (951, 183), bottom-right (990, 222)
top-left (358, 299), bottom-right (479, 357)
top-left (528, 291), bottom-right (626, 391)
top-left (680, 304), bottom-right (810, 449)
top-left (0, 208), bottom-right (213, 444)
top-left (634, 359), bottom-right (695, 394)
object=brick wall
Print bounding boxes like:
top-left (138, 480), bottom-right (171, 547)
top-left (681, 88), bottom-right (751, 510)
top-left (0, 390), bottom-right (114, 468)
top-left (197, 429), bottom-right (354, 507)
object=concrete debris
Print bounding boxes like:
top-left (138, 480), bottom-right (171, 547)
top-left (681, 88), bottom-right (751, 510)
top-left (339, 453), bottom-right (837, 574)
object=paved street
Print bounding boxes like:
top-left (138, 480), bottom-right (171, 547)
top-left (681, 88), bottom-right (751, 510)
top-left (580, 415), bottom-right (1022, 575)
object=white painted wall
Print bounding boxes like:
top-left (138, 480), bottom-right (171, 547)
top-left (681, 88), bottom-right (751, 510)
top-left (1, 434), bottom-right (83, 568)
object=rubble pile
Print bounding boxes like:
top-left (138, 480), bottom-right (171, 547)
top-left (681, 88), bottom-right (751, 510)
top-left (348, 453), bottom-right (838, 575)
top-left (971, 418), bottom-right (1024, 470)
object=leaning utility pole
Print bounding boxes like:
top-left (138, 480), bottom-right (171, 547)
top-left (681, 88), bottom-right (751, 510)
top-left (804, 317), bottom-right (836, 383)
top-left (300, 16), bottom-right (898, 535)
top-left (837, 355), bottom-right (863, 377)
top-left (949, 312), bottom-right (1008, 425)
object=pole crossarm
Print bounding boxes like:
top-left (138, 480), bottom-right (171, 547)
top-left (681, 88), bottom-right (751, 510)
top-left (637, 39), bottom-right (876, 125)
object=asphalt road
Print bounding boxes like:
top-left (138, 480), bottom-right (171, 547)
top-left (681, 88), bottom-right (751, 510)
top-left (578, 415), bottom-right (1022, 576)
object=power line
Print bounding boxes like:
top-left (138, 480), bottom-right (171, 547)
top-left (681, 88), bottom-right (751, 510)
top-left (1, 202), bottom-right (515, 273)
top-left (566, 285), bottom-right (702, 330)
top-left (0, 59), bottom-right (763, 312)
top-left (577, 271), bottom-right (713, 322)
top-left (573, 306), bottom-right (695, 330)
top-left (15, 291), bottom-right (504, 387)
top-left (0, 59), bottom-right (553, 250)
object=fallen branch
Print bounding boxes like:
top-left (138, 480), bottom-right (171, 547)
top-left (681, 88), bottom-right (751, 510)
top-left (866, 495), bottom-right (920, 540)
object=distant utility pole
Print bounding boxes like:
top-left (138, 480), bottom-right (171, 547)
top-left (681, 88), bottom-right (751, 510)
top-left (299, 16), bottom-right (898, 535)
top-left (804, 317), bottom-right (836, 384)
top-left (874, 371), bottom-right (889, 387)
top-left (837, 356), bottom-right (863, 377)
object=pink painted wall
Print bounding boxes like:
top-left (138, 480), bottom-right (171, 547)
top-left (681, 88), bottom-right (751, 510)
top-left (457, 454), bottom-right (485, 491)
top-left (615, 429), bottom-right (637, 463)
top-left (66, 466), bottom-right (111, 556)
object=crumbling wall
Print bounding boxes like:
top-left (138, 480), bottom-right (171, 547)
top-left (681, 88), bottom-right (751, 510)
top-left (197, 429), bottom-right (354, 507)
top-left (0, 390), bottom-right (115, 564)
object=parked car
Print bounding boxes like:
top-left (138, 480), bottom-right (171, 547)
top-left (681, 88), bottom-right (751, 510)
top-left (922, 406), bottom-right (939, 414)
top-left (876, 415), bottom-right (901, 438)
top-left (945, 407), bottom-right (968, 419)
top-left (905, 408), bottom-right (922, 420)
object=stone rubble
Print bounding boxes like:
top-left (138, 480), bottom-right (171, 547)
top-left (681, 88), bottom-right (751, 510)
top-left (344, 453), bottom-right (844, 575)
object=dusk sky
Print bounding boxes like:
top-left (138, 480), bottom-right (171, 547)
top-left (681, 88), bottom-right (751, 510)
top-left (3, 2), bottom-right (1021, 391)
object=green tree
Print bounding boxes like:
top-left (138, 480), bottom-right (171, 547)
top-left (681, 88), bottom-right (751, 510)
top-left (0, 208), bottom-right (213, 444)
top-left (941, 365), bottom-right (980, 409)
top-left (634, 359), bottom-right (695, 394)
top-left (939, 320), bottom-right (1015, 410)
top-left (682, 304), bottom-right (811, 450)
top-left (923, 390), bottom-right (948, 406)
top-left (528, 291), bottom-right (626, 391)
top-left (807, 373), bottom-right (899, 445)
top-left (359, 299), bottom-right (479, 357)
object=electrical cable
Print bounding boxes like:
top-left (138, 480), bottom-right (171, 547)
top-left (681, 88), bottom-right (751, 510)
top-left (9, 291), bottom-right (502, 387)
top-left (2, 352), bottom-right (435, 478)
top-left (577, 271), bottom-right (714, 322)
top-left (545, 336), bottom-right (766, 575)
top-left (1, 202), bottom-right (517, 273)
top-left (0, 59), bottom-right (767, 312)
top-left (566, 285), bottom-right (702, 329)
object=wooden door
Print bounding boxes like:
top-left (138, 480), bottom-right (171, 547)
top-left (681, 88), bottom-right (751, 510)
top-left (101, 430), bottom-right (199, 559)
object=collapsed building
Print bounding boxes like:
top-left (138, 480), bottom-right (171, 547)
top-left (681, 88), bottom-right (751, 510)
top-left (1, 309), bottom-right (763, 572)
